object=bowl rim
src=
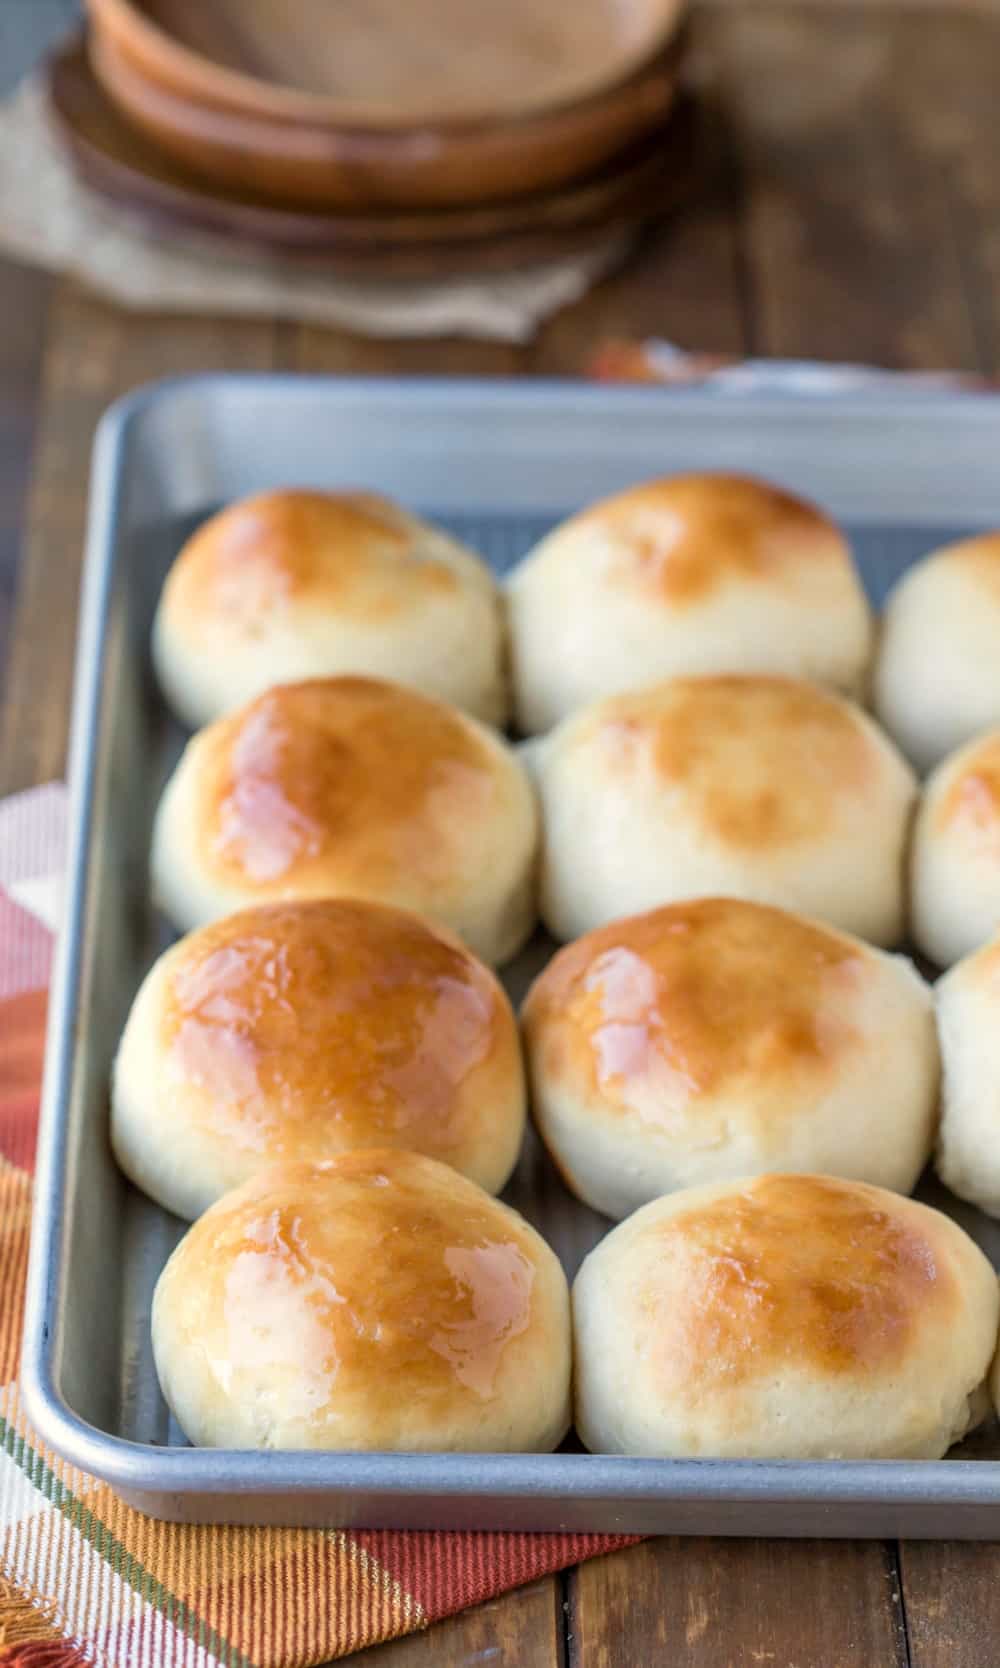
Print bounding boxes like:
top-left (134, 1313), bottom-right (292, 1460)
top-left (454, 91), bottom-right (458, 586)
top-left (85, 0), bottom-right (689, 131)
top-left (88, 21), bottom-right (684, 158)
top-left (51, 34), bottom-right (698, 247)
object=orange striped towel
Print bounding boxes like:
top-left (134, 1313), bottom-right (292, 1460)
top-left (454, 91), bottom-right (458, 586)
top-left (0, 784), bottom-right (634, 1666)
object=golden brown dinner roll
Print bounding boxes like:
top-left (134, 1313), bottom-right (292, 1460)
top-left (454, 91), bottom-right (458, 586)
top-left (934, 933), bottom-right (1000, 1215)
top-left (151, 676), bottom-right (538, 964)
top-left (573, 1173), bottom-right (998, 1460)
top-left (523, 898), bottom-right (938, 1220)
top-left (113, 898), bottom-right (525, 1220)
top-left (534, 674), bottom-right (916, 945)
top-left (874, 532), bottom-right (1000, 773)
top-left (152, 1150), bottom-right (571, 1451)
top-left (153, 489), bottom-right (507, 730)
top-left (507, 473), bottom-right (872, 734)
top-left (910, 731), bottom-right (1000, 968)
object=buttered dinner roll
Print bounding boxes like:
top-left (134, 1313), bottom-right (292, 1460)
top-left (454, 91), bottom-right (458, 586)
top-left (874, 533), bottom-right (1000, 773)
top-left (935, 934), bottom-right (1000, 1215)
top-left (535, 675), bottom-right (916, 944)
top-left (153, 489), bottom-right (507, 730)
top-left (507, 473), bottom-right (872, 734)
top-left (113, 898), bottom-right (525, 1220)
top-left (573, 1173), bottom-right (998, 1460)
top-left (151, 676), bottom-right (538, 964)
top-left (523, 899), bottom-right (937, 1220)
top-left (152, 1150), bottom-right (571, 1451)
top-left (911, 731), bottom-right (1000, 968)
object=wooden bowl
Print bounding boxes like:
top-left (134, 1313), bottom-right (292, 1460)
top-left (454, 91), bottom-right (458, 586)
top-left (85, 0), bottom-right (688, 128)
top-left (48, 37), bottom-right (710, 274)
top-left (88, 23), bottom-right (685, 209)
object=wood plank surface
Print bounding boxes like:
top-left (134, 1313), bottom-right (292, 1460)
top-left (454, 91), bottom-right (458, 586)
top-left (2, 4), bottom-right (1000, 1665)
top-left (708, 4), bottom-right (983, 368)
top-left (361, 1577), bottom-right (565, 1668)
top-left (0, 261), bottom-right (50, 683)
top-left (901, 1544), bottom-right (1000, 1668)
top-left (0, 283), bottom-right (283, 794)
top-left (895, 6), bottom-right (1000, 377)
top-left (569, 1540), bottom-right (908, 1668)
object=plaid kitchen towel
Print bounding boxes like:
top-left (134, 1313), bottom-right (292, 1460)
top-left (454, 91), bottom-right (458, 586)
top-left (0, 783), bottom-right (635, 1667)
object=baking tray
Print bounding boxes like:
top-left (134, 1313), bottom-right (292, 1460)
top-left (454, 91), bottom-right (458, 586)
top-left (22, 374), bottom-right (1000, 1532)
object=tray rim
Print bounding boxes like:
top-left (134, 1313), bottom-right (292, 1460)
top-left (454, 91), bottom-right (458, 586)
top-left (22, 371), bottom-right (1000, 1526)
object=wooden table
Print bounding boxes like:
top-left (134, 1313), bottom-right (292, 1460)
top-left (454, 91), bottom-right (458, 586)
top-left (2, 3), bottom-right (1000, 1662)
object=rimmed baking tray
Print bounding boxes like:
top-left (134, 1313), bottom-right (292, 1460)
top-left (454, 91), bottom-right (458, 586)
top-left (21, 374), bottom-right (1000, 1530)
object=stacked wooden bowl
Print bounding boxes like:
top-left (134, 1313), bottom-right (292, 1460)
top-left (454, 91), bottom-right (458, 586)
top-left (45, 0), bottom-right (697, 273)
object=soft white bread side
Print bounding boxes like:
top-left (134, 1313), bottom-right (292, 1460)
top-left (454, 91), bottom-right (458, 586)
top-left (523, 898), bottom-right (938, 1219)
top-left (153, 1151), bottom-right (572, 1452)
top-left (573, 1173), bottom-right (998, 1459)
top-left (508, 473), bottom-right (872, 734)
top-left (151, 676), bottom-right (539, 965)
top-left (113, 898), bottom-right (526, 1219)
top-left (154, 489), bottom-right (508, 729)
top-left (534, 674), bottom-right (916, 945)
top-left (935, 932), bottom-right (1000, 1216)
top-left (874, 532), bottom-right (1000, 773)
top-left (910, 729), bottom-right (1000, 968)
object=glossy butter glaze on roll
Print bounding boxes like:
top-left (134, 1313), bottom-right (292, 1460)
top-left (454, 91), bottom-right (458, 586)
top-left (874, 532), bottom-right (1000, 773)
top-left (152, 1150), bottom-right (572, 1452)
top-left (151, 676), bottom-right (538, 964)
top-left (154, 489), bottom-right (508, 729)
top-left (523, 898), bottom-right (937, 1219)
top-left (573, 1173), bottom-right (999, 1460)
top-left (534, 674), bottom-right (916, 944)
top-left (113, 898), bottom-right (525, 1219)
top-left (507, 473), bottom-right (872, 734)
top-left (911, 729), bottom-right (1000, 967)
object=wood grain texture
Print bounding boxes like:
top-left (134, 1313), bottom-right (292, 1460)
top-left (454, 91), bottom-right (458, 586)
top-left (0, 260), bottom-right (50, 691)
top-left (707, 4), bottom-right (983, 368)
top-left (0, 282), bottom-right (281, 796)
top-left (901, 1544), bottom-right (1000, 1668)
top-left (361, 1577), bottom-right (564, 1668)
top-left (569, 1539), bottom-right (908, 1668)
top-left (888, 7), bottom-right (1000, 376)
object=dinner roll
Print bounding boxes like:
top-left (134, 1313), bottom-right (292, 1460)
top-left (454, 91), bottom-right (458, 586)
top-left (573, 1173), bottom-right (998, 1460)
top-left (113, 898), bottom-right (525, 1220)
top-left (153, 1150), bottom-right (571, 1451)
top-left (154, 489), bottom-right (507, 729)
top-left (151, 676), bottom-right (538, 964)
top-left (874, 532), bottom-right (1000, 773)
top-left (934, 933), bottom-right (1000, 1215)
top-left (507, 473), bottom-right (872, 734)
top-left (535, 674), bottom-right (916, 944)
top-left (523, 898), bottom-right (937, 1220)
top-left (910, 730), bottom-right (1000, 967)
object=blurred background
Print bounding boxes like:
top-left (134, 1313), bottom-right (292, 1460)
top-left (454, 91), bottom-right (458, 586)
top-left (2, 2), bottom-right (78, 92)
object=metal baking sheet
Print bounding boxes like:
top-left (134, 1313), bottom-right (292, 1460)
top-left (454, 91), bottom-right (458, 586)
top-left (22, 374), bottom-right (1000, 1531)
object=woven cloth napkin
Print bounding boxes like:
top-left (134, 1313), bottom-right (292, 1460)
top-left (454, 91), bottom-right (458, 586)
top-left (0, 72), bottom-right (630, 345)
top-left (0, 783), bottom-right (635, 1666)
